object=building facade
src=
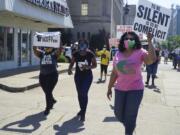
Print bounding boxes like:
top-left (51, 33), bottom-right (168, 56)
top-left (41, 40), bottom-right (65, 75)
top-left (67, 0), bottom-right (124, 42)
top-left (123, 5), bottom-right (136, 25)
top-left (0, 0), bottom-right (73, 71)
top-left (172, 6), bottom-right (180, 35)
top-left (169, 5), bottom-right (180, 36)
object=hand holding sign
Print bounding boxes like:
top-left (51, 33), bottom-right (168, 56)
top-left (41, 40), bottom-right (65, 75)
top-left (147, 32), bottom-right (153, 43)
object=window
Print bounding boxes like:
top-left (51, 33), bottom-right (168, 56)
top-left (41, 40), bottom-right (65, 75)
top-left (77, 32), bottom-right (80, 40)
top-left (21, 31), bottom-right (28, 62)
top-left (88, 32), bottom-right (91, 40)
top-left (81, 3), bottom-right (88, 16)
top-left (82, 32), bottom-right (85, 39)
top-left (0, 26), bottom-right (14, 62)
top-left (7, 28), bottom-right (14, 61)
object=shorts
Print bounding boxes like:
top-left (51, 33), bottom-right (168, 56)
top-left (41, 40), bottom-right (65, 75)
top-left (101, 64), bottom-right (108, 74)
top-left (146, 63), bottom-right (158, 75)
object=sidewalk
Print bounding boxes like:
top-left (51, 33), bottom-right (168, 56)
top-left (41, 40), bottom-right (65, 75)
top-left (136, 61), bottom-right (180, 135)
top-left (0, 63), bottom-right (70, 93)
top-left (0, 61), bottom-right (179, 135)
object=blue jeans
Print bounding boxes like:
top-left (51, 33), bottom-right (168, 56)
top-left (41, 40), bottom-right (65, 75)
top-left (114, 90), bottom-right (143, 135)
top-left (74, 72), bottom-right (93, 115)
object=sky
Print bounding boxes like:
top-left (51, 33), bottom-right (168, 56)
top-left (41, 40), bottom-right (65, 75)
top-left (125, 0), bottom-right (180, 9)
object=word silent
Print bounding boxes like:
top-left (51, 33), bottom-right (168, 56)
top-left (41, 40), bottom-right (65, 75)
top-left (137, 5), bottom-right (170, 27)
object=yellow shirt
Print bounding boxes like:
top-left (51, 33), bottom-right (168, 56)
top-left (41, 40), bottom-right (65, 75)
top-left (97, 49), bottom-right (110, 65)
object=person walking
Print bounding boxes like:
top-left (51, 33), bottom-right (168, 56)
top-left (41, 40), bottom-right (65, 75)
top-left (33, 46), bottom-right (61, 115)
top-left (171, 50), bottom-right (177, 69)
top-left (176, 48), bottom-right (180, 71)
top-left (164, 49), bottom-right (169, 64)
top-left (68, 40), bottom-right (97, 122)
top-left (145, 48), bottom-right (160, 87)
top-left (96, 45), bottom-right (110, 82)
top-left (107, 32), bottom-right (156, 135)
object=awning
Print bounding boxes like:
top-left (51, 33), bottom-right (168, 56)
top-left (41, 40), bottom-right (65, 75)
top-left (0, 0), bottom-right (73, 30)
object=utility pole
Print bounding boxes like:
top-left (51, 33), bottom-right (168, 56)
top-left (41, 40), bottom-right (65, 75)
top-left (110, 0), bottom-right (114, 38)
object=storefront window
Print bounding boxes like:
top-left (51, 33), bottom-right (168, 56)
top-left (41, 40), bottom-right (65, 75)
top-left (0, 27), bottom-right (5, 61)
top-left (7, 28), bottom-right (14, 61)
top-left (22, 32), bottom-right (28, 62)
top-left (0, 26), bottom-right (14, 62)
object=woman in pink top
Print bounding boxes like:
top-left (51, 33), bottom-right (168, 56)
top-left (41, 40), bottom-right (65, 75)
top-left (107, 32), bottom-right (156, 135)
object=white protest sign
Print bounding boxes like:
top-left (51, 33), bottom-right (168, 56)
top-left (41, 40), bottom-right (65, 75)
top-left (109, 38), bottom-right (119, 48)
top-left (116, 25), bottom-right (144, 40)
top-left (116, 25), bottom-right (133, 39)
top-left (33, 32), bottom-right (61, 48)
top-left (133, 0), bottom-right (171, 41)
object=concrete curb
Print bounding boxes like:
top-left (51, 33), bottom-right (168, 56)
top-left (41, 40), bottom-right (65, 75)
top-left (0, 68), bottom-right (72, 93)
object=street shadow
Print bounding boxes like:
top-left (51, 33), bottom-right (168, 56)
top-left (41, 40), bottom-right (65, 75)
top-left (109, 104), bottom-right (114, 110)
top-left (103, 104), bottom-right (118, 122)
top-left (145, 85), bottom-right (161, 93)
top-left (94, 80), bottom-right (106, 84)
top-left (1, 111), bottom-right (46, 133)
top-left (31, 76), bottom-right (39, 79)
top-left (53, 116), bottom-right (85, 135)
top-left (103, 116), bottom-right (118, 122)
top-left (153, 88), bottom-right (161, 93)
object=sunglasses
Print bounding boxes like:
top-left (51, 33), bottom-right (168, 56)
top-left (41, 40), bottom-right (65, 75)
top-left (124, 37), bottom-right (135, 41)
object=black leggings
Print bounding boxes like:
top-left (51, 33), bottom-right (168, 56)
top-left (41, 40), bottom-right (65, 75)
top-left (74, 73), bottom-right (93, 115)
top-left (39, 72), bottom-right (58, 109)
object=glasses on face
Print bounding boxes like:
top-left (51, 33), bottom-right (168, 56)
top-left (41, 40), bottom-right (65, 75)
top-left (124, 37), bottom-right (135, 41)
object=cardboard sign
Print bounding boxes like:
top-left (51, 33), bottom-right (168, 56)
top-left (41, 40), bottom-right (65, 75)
top-left (33, 32), bottom-right (61, 48)
top-left (133, 0), bottom-right (171, 41)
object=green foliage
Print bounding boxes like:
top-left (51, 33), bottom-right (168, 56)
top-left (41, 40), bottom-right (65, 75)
top-left (57, 54), bottom-right (68, 63)
top-left (160, 35), bottom-right (180, 51)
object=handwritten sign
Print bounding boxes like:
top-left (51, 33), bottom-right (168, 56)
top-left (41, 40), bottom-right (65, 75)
top-left (33, 32), bottom-right (61, 48)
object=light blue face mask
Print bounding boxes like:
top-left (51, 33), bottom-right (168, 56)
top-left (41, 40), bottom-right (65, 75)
top-left (79, 44), bottom-right (88, 51)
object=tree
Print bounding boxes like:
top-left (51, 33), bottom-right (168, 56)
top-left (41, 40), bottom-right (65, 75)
top-left (160, 35), bottom-right (180, 51)
top-left (61, 29), bottom-right (73, 46)
top-left (89, 28), bottom-right (110, 51)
